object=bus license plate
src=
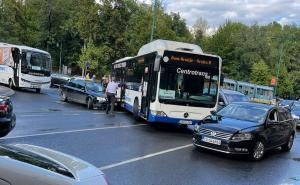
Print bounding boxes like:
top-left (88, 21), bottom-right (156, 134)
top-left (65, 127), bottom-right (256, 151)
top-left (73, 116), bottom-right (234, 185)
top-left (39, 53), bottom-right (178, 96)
top-left (202, 137), bottom-right (221, 145)
top-left (179, 120), bottom-right (193, 125)
top-left (31, 85), bottom-right (41, 88)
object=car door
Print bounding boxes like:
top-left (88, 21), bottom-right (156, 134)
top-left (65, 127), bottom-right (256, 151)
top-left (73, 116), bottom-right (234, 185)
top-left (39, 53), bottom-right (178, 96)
top-left (64, 80), bottom-right (76, 101)
top-left (278, 108), bottom-right (293, 144)
top-left (265, 108), bottom-right (281, 148)
top-left (72, 80), bottom-right (87, 104)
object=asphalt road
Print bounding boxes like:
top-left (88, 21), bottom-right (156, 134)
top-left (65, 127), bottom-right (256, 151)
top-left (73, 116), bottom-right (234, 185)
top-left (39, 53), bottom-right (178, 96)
top-left (1, 88), bottom-right (300, 185)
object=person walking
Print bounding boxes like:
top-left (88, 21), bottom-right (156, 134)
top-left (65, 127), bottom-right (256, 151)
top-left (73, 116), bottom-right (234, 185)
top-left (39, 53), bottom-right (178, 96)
top-left (106, 77), bottom-right (118, 116)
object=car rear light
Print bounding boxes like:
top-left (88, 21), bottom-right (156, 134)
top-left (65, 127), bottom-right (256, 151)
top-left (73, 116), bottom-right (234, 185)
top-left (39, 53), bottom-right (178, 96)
top-left (0, 104), bottom-right (8, 113)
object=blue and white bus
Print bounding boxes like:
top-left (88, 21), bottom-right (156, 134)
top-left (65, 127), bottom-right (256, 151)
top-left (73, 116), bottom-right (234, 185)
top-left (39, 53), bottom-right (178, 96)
top-left (0, 43), bottom-right (51, 93)
top-left (113, 40), bottom-right (222, 125)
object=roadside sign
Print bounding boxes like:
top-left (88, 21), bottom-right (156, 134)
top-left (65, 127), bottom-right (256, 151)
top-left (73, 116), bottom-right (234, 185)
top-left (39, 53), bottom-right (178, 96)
top-left (271, 76), bottom-right (276, 86)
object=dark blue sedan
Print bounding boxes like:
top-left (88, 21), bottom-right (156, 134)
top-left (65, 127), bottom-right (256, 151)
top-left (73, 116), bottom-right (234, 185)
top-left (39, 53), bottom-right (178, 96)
top-left (193, 102), bottom-right (295, 160)
top-left (279, 100), bottom-right (300, 128)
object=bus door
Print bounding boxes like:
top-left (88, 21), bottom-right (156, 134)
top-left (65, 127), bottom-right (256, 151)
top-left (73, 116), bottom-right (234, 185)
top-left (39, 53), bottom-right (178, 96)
top-left (12, 48), bottom-right (20, 87)
top-left (140, 64), bottom-right (153, 119)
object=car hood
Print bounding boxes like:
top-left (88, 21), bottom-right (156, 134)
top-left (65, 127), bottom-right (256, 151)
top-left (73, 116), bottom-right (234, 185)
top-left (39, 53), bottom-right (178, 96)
top-left (87, 91), bottom-right (105, 97)
top-left (292, 110), bottom-right (300, 116)
top-left (201, 117), bottom-right (261, 133)
top-left (14, 144), bottom-right (103, 180)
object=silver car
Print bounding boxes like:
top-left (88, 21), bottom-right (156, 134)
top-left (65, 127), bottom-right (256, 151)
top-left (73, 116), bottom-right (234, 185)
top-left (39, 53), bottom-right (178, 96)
top-left (0, 144), bottom-right (109, 185)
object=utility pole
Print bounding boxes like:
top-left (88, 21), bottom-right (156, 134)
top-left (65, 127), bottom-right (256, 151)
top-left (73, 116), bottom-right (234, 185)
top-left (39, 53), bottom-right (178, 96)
top-left (150, 0), bottom-right (157, 42)
top-left (274, 43), bottom-right (283, 97)
top-left (59, 41), bottom-right (62, 74)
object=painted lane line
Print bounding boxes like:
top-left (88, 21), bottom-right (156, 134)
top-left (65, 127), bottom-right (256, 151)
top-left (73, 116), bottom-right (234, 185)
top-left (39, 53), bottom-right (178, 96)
top-left (0, 124), bottom-right (146, 140)
top-left (19, 114), bottom-right (49, 117)
top-left (99, 144), bottom-right (193, 171)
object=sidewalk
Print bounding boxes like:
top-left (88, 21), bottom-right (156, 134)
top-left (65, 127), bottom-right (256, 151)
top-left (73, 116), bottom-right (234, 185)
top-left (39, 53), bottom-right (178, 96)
top-left (0, 85), bottom-right (14, 96)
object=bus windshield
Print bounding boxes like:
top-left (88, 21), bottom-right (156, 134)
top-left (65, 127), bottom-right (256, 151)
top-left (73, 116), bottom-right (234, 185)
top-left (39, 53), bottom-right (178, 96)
top-left (21, 51), bottom-right (51, 76)
top-left (159, 65), bottom-right (219, 108)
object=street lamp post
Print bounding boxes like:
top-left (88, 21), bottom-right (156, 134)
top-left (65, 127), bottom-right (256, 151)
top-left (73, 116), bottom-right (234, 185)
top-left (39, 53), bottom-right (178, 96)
top-left (150, 0), bottom-right (157, 42)
top-left (59, 41), bottom-right (62, 74)
top-left (274, 43), bottom-right (283, 97)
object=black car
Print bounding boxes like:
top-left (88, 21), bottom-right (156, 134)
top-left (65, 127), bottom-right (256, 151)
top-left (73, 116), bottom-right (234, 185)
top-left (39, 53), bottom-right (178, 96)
top-left (0, 96), bottom-right (16, 137)
top-left (279, 100), bottom-right (300, 128)
top-left (50, 73), bottom-right (70, 88)
top-left (60, 79), bottom-right (106, 109)
top-left (193, 102), bottom-right (295, 160)
top-left (218, 89), bottom-right (250, 110)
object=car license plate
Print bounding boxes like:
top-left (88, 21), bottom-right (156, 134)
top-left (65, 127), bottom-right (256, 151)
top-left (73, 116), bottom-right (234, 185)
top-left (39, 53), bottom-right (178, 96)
top-left (202, 137), bottom-right (221, 145)
top-left (179, 120), bottom-right (193, 125)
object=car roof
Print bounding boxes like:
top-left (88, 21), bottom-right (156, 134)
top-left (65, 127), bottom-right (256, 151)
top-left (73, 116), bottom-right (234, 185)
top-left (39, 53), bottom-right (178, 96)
top-left (220, 89), bottom-right (245, 95)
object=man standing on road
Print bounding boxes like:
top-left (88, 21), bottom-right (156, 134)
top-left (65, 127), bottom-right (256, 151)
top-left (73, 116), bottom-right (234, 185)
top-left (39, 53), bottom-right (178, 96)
top-left (106, 77), bottom-right (118, 115)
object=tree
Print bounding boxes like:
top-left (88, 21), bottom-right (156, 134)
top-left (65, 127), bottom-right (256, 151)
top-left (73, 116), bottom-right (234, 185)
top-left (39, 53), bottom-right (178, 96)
top-left (193, 17), bottom-right (209, 47)
top-left (250, 60), bottom-right (271, 86)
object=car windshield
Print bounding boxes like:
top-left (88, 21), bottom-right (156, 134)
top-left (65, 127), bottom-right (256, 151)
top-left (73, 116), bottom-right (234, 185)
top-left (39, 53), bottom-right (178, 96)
top-left (86, 82), bottom-right (104, 92)
top-left (293, 102), bottom-right (300, 111)
top-left (0, 145), bottom-right (74, 178)
top-left (224, 93), bottom-right (250, 103)
top-left (218, 103), bottom-right (269, 123)
top-left (159, 65), bottom-right (219, 108)
top-left (279, 100), bottom-right (294, 107)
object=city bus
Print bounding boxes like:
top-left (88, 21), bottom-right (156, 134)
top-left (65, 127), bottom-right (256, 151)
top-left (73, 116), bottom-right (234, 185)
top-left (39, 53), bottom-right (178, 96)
top-left (0, 43), bottom-right (51, 93)
top-left (113, 40), bottom-right (222, 125)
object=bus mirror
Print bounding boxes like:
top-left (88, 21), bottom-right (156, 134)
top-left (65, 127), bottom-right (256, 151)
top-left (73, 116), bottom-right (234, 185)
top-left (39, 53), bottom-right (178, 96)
top-left (154, 55), bottom-right (161, 72)
top-left (220, 73), bottom-right (225, 86)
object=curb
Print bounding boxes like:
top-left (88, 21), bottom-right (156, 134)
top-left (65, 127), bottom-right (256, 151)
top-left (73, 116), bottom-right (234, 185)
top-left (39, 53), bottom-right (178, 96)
top-left (0, 85), bottom-right (15, 97)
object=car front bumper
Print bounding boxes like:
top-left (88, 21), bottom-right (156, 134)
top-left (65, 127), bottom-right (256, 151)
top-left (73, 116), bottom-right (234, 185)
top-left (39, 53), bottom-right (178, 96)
top-left (193, 133), bottom-right (254, 155)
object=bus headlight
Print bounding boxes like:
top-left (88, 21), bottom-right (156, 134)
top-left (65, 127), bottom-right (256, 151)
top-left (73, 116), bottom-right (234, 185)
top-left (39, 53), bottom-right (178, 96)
top-left (151, 110), bottom-right (167, 117)
top-left (231, 133), bottom-right (253, 141)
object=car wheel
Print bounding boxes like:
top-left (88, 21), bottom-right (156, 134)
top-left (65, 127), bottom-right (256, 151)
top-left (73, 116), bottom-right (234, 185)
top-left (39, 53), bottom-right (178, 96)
top-left (250, 141), bottom-right (265, 161)
top-left (60, 91), bottom-right (68, 102)
top-left (36, 88), bottom-right (41, 93)
top-left (133, 98), bottom-right (141, 121)
top-left (282, 134), bottom-right (294, 152)
top-left (87, 98), bottom-right (94, 110)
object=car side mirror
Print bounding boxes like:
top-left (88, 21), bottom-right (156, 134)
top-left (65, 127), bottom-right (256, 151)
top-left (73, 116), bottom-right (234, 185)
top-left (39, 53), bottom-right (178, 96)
top-left (218, 101), bottom-right (225, 106)
top-left (210, 110), bottom-right (217, 115)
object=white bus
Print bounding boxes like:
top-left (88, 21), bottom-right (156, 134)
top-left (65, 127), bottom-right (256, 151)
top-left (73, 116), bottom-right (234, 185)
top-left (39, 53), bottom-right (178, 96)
top-left (0, 43), bottom-right (51, 93)
top-left (113, 40), bottom-right (222, 125)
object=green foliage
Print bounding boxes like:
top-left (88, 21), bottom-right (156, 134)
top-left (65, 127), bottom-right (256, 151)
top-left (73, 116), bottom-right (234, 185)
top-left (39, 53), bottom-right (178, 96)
top-left (1, 0), bottom-right (299, 98)
top-left (250, 60), bottom-right (271, 86)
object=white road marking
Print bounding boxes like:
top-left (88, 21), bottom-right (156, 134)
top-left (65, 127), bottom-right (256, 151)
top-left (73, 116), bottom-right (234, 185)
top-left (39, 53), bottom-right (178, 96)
top-left (99, 144), bottom-right (193, 170)
top-left (0, 124), bottom-right (146, 140)
top-left (19, 114), bottom-right (48, 117)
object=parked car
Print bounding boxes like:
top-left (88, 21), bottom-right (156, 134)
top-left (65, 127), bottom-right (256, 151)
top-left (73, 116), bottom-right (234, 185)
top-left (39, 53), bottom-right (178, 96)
top-left (50, 73), bottom-right (70, 88)
top-left (0, 96), bottom-right (16, 137)
top-left (193, 102), bottom-right (295, 161)
top-left (217, 89), bottom-right (250, 110)
top-left (60, 79), bottom-right (106, 109)
top-left (0, 144), bottom-right (109, 185)
top-left (279, 100), bottom-right (300, 128)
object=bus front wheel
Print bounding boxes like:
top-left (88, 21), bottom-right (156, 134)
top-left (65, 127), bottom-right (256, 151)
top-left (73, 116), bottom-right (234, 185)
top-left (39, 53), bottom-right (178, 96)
top-left (133, 99), bottom-right (140, 121)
